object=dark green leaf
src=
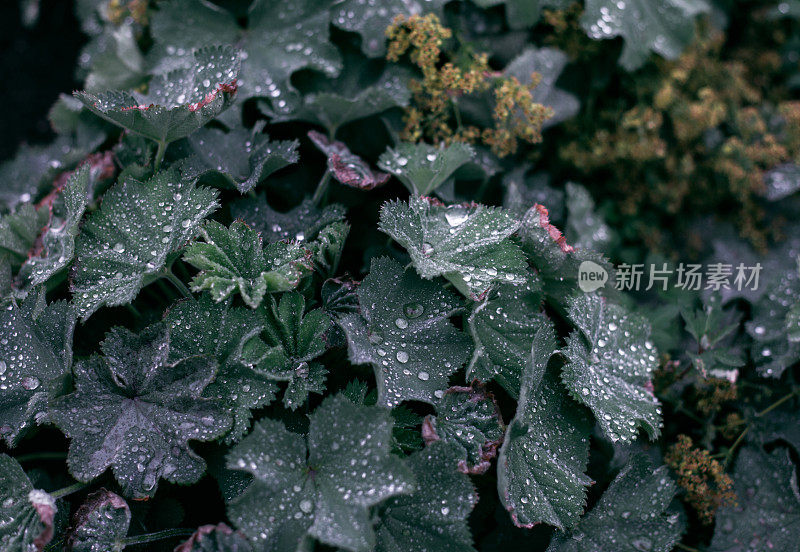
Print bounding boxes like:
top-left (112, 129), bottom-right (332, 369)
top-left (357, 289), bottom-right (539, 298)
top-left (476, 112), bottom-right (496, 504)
top-left (71, 168), bottom-right (219, 320)
top-left (564, 183), bottom-right (613, 254)
top-left (377, 143), bottom-right (474, 197)
top-left (0, 204), bottom-right (48, 267)
top-left (231, 195), bottom-right (347, 244)
top-left (0, 454), bottom-right (57, 551)
top-left (49, 324), bottom-right (232, 499)
top-left (67, 489), bottom-right (130, 552)
top-left (338, 257), bottom-right (472, 407)
top-left (175, 523), bottom-right (254, 552)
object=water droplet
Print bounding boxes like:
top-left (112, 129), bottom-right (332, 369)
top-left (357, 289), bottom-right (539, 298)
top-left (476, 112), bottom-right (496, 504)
top-left (403, 303), bottom-right (424, 318)
top-left (417, 371), bottom-right (429, 381)
top-left (396, 351), bottom-right (409, 364)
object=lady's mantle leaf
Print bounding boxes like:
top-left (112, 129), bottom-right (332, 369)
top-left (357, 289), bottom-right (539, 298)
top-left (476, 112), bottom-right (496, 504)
top-left (67, 489), bottom-right (130, 552)
top-left (231, 195), bottom-right (346, 243)
top-left (374, 442), bottom-right (478, 552)
top-left (422, 383), bottom-right (505, 475)
top-left (467, 279), bottom-right (546, 397)
top-left (547, 454), bottom-right (684, 552)
top-left (179, 123), bottom-right (299, 194)
top-left (0, 291), bottom-right (76, 447)
top-left (71, 168), bottom-right (219, 320)
top-left (338, 257), bottom-right (471, 407)
top-left (183, 221), bottom-right (313, 309)
top-left (175, 523), bottom-right (254, 552)
top-left (48, 324), bottom-right (232, 499)
top-left (308, 131), bottom-right (390, 190)
top-left (23, 164), bottom-right (91, 286)
top-left (165, 296), bottom-right (278, 442)
top-left (227, 394), bottom-right (415, 551)
top-left (709, 447), bottom-right (800, 552)
top-left (331, 0), bottom-right (447, 57)
top-left (76, 45), bottom-right (240, 144)
top-left (149, 0), bottom-right (341, 115)
top-left (0, 204), bottom-right (48, 267)
top-left (379, 197), bottom-right (527, 299)
top-left (251, 292), bottom-right (330, 410)
top-left (0, 454), bottom-right (57, 551)
top-left (580, 0), bottom-right (709, 71)
top-left (498, 322), bottom-right (592, 530)
top-left (562, 294), bottom-right (661, 443)
top-left (377, 143), bottom-right (474, 196)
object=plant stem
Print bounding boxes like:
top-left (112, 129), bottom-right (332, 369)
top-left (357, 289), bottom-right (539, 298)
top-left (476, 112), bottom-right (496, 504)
top-left (153, 141), bottom-right (168, 172)
top-left (122, 528), bottom-right (194, 547)
top-left (675, 544), bottom-right (700, 552)
top-left (163, 270), bottom-right (191, 298)
top-left (312, 171), bottom-right (332, 205)
top-left (51, 481), bottom-right (88, 500)
top-left (15, 452), bottom-right (67, 463)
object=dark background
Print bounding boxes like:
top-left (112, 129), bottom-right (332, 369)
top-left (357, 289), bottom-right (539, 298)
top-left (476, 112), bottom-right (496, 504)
top-left (0, 0), bottom-right (84, 161)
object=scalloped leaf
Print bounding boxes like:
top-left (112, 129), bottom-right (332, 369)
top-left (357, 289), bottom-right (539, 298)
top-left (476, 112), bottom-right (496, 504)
top-left (0, 454), bottom-right (57, 551)
top-left (149, 0), bottom-right (342, 116)
top-left (67, 489), bottom-right (130, 552)
top-left (183, 221), bottom-right (313, 308)
top-left (379, 197), bottom-right (528, 299)
top-left (581, 0), bottom-right (710, 71)
top-left (331, 0), bottom-right (448, 57)
top-left (547, 454), bottom-right (684, 552)
top-left (422, 383), bottom-right (505, 474)
top-left (710, 447), bottom-right (800, 552)
top-left (76, 45), bottom-right (240, 144)
top-left (251, 292), bottom-right (330, 410)
top-left (179, 123), bottom-right (299, 193)
top-left (230, 195), bottom-right (347, 244)
top-left (0, 204), bottom-right (48, 268)
top-left (308, 131), bottom-right (390, 190)
top-left (0, 291), bottom-right (76, 447)
top-left (22, 164), bottom-right (91, 286)
top-left (164, 295), bottom-right (278, 442)
top-left (467, 278), bottom-right (546, 397)
top-left (377, 143), bottom-right (474, 196)
top-left (48, 324), bottom-right (231, 499)
top-left (562, 294), bottom-right (661, 443)
top-left (498, 322), bottom-right (592, 530)
top-left (71, 168), bottom-right (219, 320)
top-left (374, 442), bottom-right (478, 552)
top-left (564, 182), bottom-right (613, 254)
top-left (338, 257), bottom-right (472, 407)
top-left (175, 523), bottom-right (254, 552)
top-left (227, 395), bottom-right (415, 551)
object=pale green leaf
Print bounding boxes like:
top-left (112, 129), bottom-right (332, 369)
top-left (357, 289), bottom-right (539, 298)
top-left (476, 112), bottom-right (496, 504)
top-left (377, 143), bottom-right (474, 196)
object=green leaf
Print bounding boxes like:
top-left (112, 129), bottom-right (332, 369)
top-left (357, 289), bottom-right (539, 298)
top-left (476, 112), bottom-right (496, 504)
top-left (71, 168), bottom-right (219, 320)
top-left (562, 294), bottom-right (661, 443)
top-left (164, 295), bottom-right (279, 442)
top-left (0, 291), bottom-right (76, 447)
top-left (308, 221), bottom-right (350, 278)
top-left (0, 204), bottom-right (48, 267)
top-left (22, 165), bottom-right (91, 286)
top-left (175, 523), bottom-right (254, 552)
top-left (149, 0), bottom-right (342, 115)
top-left (467, 279), bottom-right (546, 397)
top-left (67, 489), bottom-right (130, 552)
top-left (472, 0), bottom-right (570, 29)
top-left (338, 257), bottom-right (472, 407)
top-left (81, 23), bottom-right (146, 93)
top-left (504, 47), bottom-right (579, 128)
top-left (517, 203), bottom-right (574, 274)
top-left (564, 183), bottom-right (613, 254)
top-left (308, 131), bottom-right (390, 191)
top-left (183, 221), bottom-right (313, 308)
top-left (788, 303), bottom-right (800, 343)
top-left (48, 324), bottom-right (232, 499)
top-left (710, 447), bottom-right (800, 552)
top-left (497, 321), bottom-right (592, 530)
top-left (331, 0), bottom-right (447, 57)
top-left (374, 442), bottom-right (478, 552)
top-left (580, 0), bottom-right (710, 71)
top-left (422, 383), bottom-right (505, 474)
top-left (76, 45), bottom-right (240, 144)
top-left (0, 454), bottom-right (57, 551)
top-left (377, 143), bottom-right (474, 196)
top-left (547, 454), bottom-right (684, 552)
top-left (252, 292), bottom-right (330, 410)
top-left (227, 394), bottom-right (415, 551)
top-left (379, 197), bottom-right (528, 299)
top-left (179, 123), bottom-right (299, 194)
top-left (230, 195), bottom-right (347, 244)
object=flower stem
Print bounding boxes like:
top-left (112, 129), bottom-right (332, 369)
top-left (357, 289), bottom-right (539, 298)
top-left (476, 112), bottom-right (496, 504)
top-left (153, 140), bottom-right (168, 172)
top-left (312, 171), bottom-right (332, 205)
top-left (122, 528), bottom-right (194, 547)
top-left (51, 481), bottom-right (89, 500)
top-left (15, 452), bottom-right (67, 463)
top-left (163, 270), bottom-right (191, 298)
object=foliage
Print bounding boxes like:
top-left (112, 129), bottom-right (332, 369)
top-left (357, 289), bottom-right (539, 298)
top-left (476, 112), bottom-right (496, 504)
top-left (1, 0), bottom-right (799, 550)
